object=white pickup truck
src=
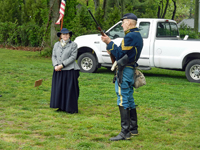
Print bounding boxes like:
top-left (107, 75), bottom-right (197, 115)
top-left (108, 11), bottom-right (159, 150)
top-left (74, 18), bottom-right (200, 83)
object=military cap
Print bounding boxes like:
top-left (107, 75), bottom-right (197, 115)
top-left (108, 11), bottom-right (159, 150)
top-left (121, 13), bottom-right (137, 21)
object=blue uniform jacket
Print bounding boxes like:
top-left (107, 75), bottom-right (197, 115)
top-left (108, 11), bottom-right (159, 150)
top-left (107, 27), bottom-right (143, 67)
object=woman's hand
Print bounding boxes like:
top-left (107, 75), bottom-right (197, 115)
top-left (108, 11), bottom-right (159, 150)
top-left (55, 64), bottom-right (63, 71)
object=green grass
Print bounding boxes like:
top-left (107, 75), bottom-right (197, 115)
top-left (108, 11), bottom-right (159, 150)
top-left (0, 48), bottom-right (200, 150)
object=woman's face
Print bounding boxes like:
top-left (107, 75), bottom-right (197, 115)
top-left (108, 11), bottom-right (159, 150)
top-left (61, 33), bottom-right (70, 41)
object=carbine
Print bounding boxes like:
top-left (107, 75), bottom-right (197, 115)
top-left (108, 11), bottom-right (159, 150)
top-left (88, 9), bottom-right (115, 64)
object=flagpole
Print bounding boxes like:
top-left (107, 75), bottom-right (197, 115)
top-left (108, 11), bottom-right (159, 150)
top-left (56, 0), bottom-right (66, 40)
top-left (59, 17), bottom-right (64, 41)
top-left (60, 17), bottom-right (64, 30)
top-left (59, 16), bottom-right (64, 41)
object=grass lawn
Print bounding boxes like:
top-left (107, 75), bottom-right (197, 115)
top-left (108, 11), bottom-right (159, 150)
top-left (0, 48), bottom-right (200, 150)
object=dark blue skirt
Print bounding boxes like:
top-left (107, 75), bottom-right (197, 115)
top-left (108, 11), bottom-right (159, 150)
top-left (50, 69), bottom-right (80, 113)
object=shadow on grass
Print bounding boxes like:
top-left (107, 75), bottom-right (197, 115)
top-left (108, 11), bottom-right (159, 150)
top-left (95, 67), bottom-right (113, 74)
top-left (96, 67), bottom-right (187, 80)
top-left (143, 72), bottom-right (186, 80)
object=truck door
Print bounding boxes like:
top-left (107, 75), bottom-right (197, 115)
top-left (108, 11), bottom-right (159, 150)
top-left (137, 21), bottom-right (151, 66)
top-left (154, 21), bottom-right (179, 68)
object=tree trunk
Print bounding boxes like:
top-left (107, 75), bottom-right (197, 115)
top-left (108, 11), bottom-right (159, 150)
top-left (103, 0), bottom-right (107, 18)
top-left (157, 0), bottom-right (163, 18)
top-left (162, 0), bottom-right (169, 18)
top-left (194, 0), bottom-right (199, 33)
top-left (94, 0), bottom-right (100, 11)
top-left (157, 5), bottom-right (161, 18)
top-left (120, 0), bottom-right (124, 18)
top-left (171, 0), bottom-right (176, 20)
top-left (50, 0), bottom-right (60, 47)
top-left (161, 1), bottom-right (163, 17)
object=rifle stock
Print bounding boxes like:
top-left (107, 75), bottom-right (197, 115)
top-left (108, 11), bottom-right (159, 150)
top-left (88, 9), bottom-right (115, 64)
top-left (97, 27), bottom-right (104, 36)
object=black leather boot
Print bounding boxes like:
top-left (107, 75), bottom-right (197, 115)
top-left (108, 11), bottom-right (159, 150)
top-left (130, 108), bottom-right (138, 136)
top-left (109, 106), bottom-right (131, 141)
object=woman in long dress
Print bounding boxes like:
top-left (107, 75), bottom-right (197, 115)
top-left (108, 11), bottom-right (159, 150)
top-left (50, 28), bottom-right (80, 113)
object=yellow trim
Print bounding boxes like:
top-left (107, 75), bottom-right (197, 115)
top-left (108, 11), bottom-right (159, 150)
top-left (134, 47), bottom-right (138, 60)
top-left (121, 39), bottom-right (133, 50)
top-left (125, 30), bottom-right (130, 35)
top-left (125, 27), bottom-right (138, 35)
top-left (108, 43), bottom-right (114, 51)
top-left (126, 66), bottom-right (134, 68)
top-left (118, 86), bottom-right (123, 106)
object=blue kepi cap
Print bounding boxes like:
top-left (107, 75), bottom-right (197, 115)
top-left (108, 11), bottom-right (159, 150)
top-left (121, 13), bottom-right (137, 21)
top-left (57, 28), bottom-right (72, 37)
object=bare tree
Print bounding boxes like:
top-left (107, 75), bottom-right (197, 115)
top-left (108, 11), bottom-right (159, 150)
top-left (162, 0), bottom-right (169, 18)
top-left (194, 0), bottom-right (199, 33)
top-left (102, 0), bottom-right (107, 18)
top-left (120, 0), bottom-right (124, 18)
top-left (157, 1), bottom-right (163, 18)
top-left (50, 0), bottom-right (60, 46)
top-left (93, 0), bottom-right (100, 11)
top-left (171, 0), bottom-right (176, 20)
top-left (157, 0), bottom-right (170, 18)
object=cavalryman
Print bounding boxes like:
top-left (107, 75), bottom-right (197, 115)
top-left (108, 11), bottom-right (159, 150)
top-left (101, 13), bottom-right (143, 141)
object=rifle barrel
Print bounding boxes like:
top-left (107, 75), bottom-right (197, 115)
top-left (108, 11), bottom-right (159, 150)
top-left (88, 9), bottom-right (100, 27)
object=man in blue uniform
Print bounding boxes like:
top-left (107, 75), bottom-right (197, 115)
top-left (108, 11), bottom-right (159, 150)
top-left (101, 13), bottom-right (143, 141)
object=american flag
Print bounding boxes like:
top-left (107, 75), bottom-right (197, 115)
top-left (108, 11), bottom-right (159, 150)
top-left (55, 0), bottom-right (66, 24)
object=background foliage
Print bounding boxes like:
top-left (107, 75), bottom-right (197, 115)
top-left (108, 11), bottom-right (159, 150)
top-left (0, 0), bottom-right (199, 48)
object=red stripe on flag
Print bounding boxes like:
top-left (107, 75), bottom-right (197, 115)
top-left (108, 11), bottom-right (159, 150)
top-left (60, 7), bottom-right (65, 13)
top-left (61, 2), bottom-right (65, 6)
top-left (55, 0), bottom-right (66, 24)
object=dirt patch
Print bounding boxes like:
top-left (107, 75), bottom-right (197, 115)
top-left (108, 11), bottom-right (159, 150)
top-left (0, 45), bottom-right (42, 51)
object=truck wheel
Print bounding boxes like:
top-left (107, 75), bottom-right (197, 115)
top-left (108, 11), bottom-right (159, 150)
top-left (78, 53), bottom-right (98, 73)
top-left (185, 59), bottom-right (200, 83)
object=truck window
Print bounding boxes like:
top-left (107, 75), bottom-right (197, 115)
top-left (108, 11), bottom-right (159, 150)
top-left (139, 22), bottom-right (150, 38)
top-left (107, 23), bottom-right (125, 39)
top-left (156, 22), bottom-right (179, 37)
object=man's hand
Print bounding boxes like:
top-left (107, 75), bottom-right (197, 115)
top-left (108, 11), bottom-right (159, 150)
top-left (107, 50), bottom-right (111, 55)
top-left (55, 64), bottom-right (63, 71)
top-left (101, 34), bottom-right (111, 45)
top-left (101, 34), bottom-right (112, 55)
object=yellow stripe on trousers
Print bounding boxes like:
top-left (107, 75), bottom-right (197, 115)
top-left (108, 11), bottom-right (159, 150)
top-left (118, 85), bottom-right (123, 106)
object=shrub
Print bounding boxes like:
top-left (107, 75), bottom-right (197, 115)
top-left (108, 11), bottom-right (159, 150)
top-left (0, 22), bottom-right (19, 45)
top-left (178, 23), bottom-right (199, 39)
top-left (20, 22), bottom-right (44, 47)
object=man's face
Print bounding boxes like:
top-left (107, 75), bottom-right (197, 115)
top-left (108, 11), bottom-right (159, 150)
top-left (121, 19), bottom-right (129, 32)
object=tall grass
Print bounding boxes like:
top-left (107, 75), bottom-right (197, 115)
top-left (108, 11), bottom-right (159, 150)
top-left (0, 49), bottom-right (200, 150)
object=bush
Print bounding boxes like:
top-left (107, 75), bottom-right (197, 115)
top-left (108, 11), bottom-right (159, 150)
top-left (178, 23), bottom-right (200, 39)
top-left (0, 21), bottom-right (48, 47)
top-left (0, 22), bottom-right (19, 45)
top-left (40, 46), bottom-right (52, 57)
top-left (19, 22), bottom-right (45, 47)
top-left (104, 5), bottom-right (121, 31)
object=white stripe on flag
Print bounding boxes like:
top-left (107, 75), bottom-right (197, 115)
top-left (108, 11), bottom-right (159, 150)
top-left (55, 0), bottom-right (66, 24)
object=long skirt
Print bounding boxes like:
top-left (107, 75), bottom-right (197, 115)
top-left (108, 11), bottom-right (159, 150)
top-left (50, 69), bottom-right (80, 113)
